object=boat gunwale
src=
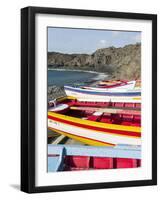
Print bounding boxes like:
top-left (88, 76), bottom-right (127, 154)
top-left (48, 111), bottom-right (141, 133)
top-left (64, 85), bottom-right (141, 96)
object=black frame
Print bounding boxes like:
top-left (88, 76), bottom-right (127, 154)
top-left (21, 6), bottom-right (157, 193)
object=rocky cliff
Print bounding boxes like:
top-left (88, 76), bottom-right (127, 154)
top-left (48, 43), bottom-right (141, 80)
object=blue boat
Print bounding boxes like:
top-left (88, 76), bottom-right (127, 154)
top-left (48, 144), bottom-right (141, 172)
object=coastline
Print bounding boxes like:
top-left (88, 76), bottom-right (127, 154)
top-left (48, 67), bottom-right (100, 74)
top-left (47, 68), bottom-right (108, 101)
top-left (48, 68), bottom-right (108, 83)
top-left (48, 43), bottom-right (141, 80)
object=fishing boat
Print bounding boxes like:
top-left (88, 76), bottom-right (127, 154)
top-left (48, 144), bottom-right (141, 172)
top-left (64, 85), bottom-right (141, 103)
top-left (48, 96), bottom-right (141, 147)
top-left (82, 80), bottom-right (136, 91)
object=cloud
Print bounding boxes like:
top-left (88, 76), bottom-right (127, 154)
top-left (132, 34), bottom-right (141, 43)
top-left (98, 39), bottom-right (110, 48)
top-left (100, 39), bottom-right (107, 45)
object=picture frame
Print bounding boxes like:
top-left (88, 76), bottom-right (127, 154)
top-left (21, 6), bottom-right (157, 193)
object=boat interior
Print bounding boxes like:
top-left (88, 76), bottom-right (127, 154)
top-left (48, 98), bottom-right (141, 127)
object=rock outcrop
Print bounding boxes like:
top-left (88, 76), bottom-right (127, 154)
top-left (48, 43), bottom-right (141, 80)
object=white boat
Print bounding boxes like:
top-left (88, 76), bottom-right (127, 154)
top-left (64, 85), bottom-right (141, 103)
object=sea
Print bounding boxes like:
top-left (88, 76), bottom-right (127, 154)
top-left (48, 69), bottom-right (107, 86)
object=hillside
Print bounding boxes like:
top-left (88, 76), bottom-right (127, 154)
top-left (48, 43), bottom-right (141, 80)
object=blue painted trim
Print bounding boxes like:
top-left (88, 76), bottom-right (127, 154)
top-left (48, 144), bottom-right (141, 159)
top-left (56, 147), bottom-right (66, 171)
top-left (48, 146), bottom-right (66, 172)
top-left (64, 86), bottom-right (141, 96)
top-left (48, 157), bottom-right (59, 172)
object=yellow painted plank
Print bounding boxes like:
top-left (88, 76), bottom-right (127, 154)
top-left (48, 111), bottom-right (141, 133)
top-left (48, 118), bottom-right (140, 138)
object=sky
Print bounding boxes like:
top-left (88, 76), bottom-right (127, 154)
top-left (48, 27), bottom-right (141, 54)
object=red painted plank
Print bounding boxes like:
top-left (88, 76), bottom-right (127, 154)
top-left (93, 157), bottom-right (113, 169)
top-left (65, 156), bottom-right (90, 169)
top-left (63, 156), bottom-right (141, 170)
top-left (115, 158), bottom-right (138, 168)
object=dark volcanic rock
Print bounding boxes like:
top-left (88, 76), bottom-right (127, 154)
top-left (48, 43), bottom-right (141, 80)
top-left (48, 86), bottom-right (66, 101)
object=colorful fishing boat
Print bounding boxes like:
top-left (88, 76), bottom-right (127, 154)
top-left (64, 85), bottom-right (141, 103)
top-left (48, 144), bottom-right (141, 172)
top-left (48, 96), bottom-right (141, 147)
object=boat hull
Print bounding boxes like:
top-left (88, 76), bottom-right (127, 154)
top-left (64, 90), bottom-right (141, 103)
top-left (64, 86), bottom-right (141, 103)
top-left (48, 112), bottom-right (141, 146)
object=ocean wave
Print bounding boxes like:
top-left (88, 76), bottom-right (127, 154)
top-left (92, 73), bottom-right (108, 81)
